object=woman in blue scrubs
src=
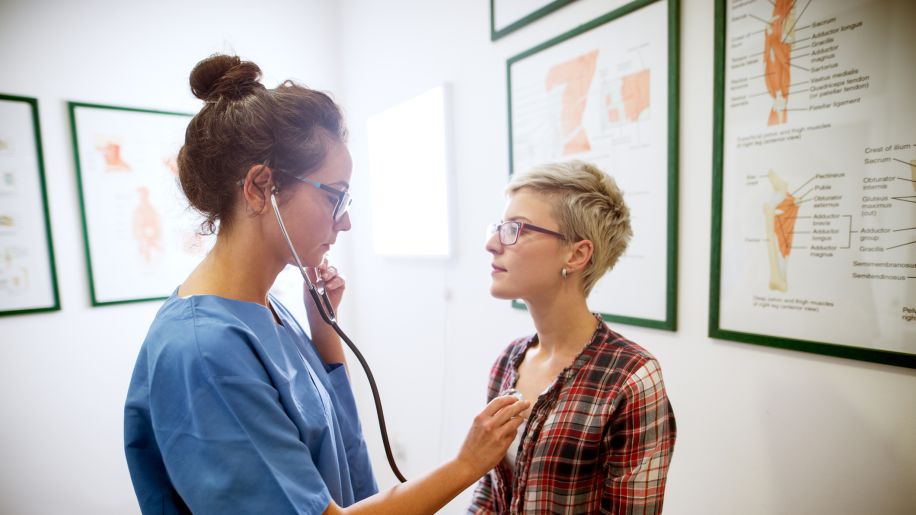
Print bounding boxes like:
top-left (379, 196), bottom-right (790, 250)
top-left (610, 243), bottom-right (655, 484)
top-left (123, 54), bottom-right (529, 515)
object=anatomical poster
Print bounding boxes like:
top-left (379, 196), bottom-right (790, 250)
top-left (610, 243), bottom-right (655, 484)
top-left (508, 0), bottom-right (679, 330)
top-left (0, 94), bottom-right (59, 316)
top-left (70, 102), bottom-right (211, 305)
top-left (711, 0), bottom-right (916, 368)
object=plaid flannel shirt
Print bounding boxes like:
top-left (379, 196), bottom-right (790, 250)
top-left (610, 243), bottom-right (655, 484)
top-left (468, 318), bottom-right (676, 514)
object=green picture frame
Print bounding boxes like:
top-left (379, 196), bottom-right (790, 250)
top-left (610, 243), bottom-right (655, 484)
top-left (506, 0), bottom-right (680, 331)
top-left (0, 94), bottom-right (60, 316)
top-left (709, 0), bottom-right (916, 368)
top-left (69, 101), bottom-right (204, 306)
top-left (490, 0), bottom-right (578, 41)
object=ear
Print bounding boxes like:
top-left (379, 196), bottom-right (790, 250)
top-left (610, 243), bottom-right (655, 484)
top-left (565, 239), bottom-right (594, 275)
top-left (240, 164), bottom-right (275, 214)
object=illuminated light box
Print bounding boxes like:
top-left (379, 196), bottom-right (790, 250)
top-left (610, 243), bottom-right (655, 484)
top-left (367, 86), bottom-right (451, 257)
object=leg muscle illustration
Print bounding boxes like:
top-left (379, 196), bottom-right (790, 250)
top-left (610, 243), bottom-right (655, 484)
top-left (764, 0), bottom-right (795, 126)
top-left (763, 170), bottom-right (798, 291)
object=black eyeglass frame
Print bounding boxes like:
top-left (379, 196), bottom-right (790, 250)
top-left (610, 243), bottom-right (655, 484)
top-left (288, 175), bottom-right (352, 222)
top-left (239, 170), bottom-right (353, 222)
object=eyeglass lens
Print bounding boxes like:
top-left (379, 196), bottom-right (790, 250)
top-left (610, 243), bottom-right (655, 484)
top-left (487, 222), bottom-right (521, 245)
top-left (334, 192), bottom-right (352, 221)
top-left (500, 222), bottom-right (520, 245)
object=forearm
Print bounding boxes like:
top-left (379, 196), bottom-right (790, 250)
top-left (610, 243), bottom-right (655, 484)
top-left (327, 458), bottom-right (480, 515)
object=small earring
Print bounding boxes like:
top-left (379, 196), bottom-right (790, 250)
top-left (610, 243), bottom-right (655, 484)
top-left (561, 268), bottom-right (567, 278)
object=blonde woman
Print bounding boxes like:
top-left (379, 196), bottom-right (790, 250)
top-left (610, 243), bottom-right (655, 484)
top-left (470, 161), bottom-right (677, 514)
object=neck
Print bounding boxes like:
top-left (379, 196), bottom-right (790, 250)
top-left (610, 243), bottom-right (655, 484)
top-left (180, 224), bottom-right (285, 306)
top-left (523, 286), bottom-right (597, 358)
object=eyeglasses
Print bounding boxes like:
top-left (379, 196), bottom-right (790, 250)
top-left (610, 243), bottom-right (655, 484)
top-left (486, 220), bottom-right (565, 246)
top-left (289, 176), bottom-right (352, 222)
top-left (237, 173), bottom-right (353, 221)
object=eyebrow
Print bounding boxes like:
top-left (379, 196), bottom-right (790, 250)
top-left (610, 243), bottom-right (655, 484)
top-left (329, 181), bottom-right (350, 189)
top-left (505, 216), bottom-right (532, 223)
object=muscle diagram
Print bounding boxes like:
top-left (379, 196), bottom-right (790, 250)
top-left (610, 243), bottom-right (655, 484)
top-left (621, 69), bottom-right (651, 122)
top-left (133, 186), bottom-right (162, 263)
top-left (763, 0), bottom-right (795, 126)
top-left (606, 69), bottom-right (651, 124)
top-left (97, 141), bottom-right (131, 172)
top-left (763, 170), bottom-right (798, 291)
top-left (546, 49), bottom-right (599, 155)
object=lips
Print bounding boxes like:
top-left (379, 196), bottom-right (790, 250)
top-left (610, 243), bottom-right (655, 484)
top-left (491, 263), bottom-right (507, 273)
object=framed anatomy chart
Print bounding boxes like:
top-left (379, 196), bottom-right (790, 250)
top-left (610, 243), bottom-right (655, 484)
top-left (69, 102), bottom-right (210, 306)
top-left (507, 0), bottom-right (679, 330)
top-left (0, 94), bottom-right (60, 316)
top-left (490, 0), bottom-right (578, 41)
top-left (710, 0), bottom-right (916, 368)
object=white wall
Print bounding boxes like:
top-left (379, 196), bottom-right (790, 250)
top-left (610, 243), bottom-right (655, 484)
top-left (336, 1), bottom-right (916, 514)
top-left (0, 1), bottom-right (341, 513)
top-left (2, 1), bottom-right (915, 514)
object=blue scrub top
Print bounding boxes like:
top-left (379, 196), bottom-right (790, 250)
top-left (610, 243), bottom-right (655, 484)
top-left (124, 292), bottom-right (378, 514)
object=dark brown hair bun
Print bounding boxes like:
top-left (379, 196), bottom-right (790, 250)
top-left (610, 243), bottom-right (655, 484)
top-left (189, 54), bottom-right (264, 102)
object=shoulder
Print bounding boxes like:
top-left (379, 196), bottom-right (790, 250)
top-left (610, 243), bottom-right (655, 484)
top-left (141, 295), bottom-right (266, 380)
top-left (593, 323), bottom-right (657, 372)
top-left (585, 323), bottom-right (668, 396)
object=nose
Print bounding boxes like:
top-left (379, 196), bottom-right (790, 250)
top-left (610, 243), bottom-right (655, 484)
top-left (485, 230), bottom-right (502, 254)
top-left (334, 211), bottom-right (352, 232)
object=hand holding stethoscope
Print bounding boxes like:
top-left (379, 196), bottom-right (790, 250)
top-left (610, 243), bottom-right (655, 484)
top-left (306, 260), bottom-right (344, 313)
top-left (301, 260), bottom-right (350, 366)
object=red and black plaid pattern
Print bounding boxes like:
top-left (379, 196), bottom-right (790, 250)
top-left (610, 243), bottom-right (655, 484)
top-left (468, 318), bottom-right (676, 514)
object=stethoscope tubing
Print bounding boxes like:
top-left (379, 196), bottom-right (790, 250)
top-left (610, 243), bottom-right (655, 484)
top-left (270, 192), bottom-right (408, 483)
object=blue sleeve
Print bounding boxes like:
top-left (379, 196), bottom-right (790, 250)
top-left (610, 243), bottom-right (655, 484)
top-left (151, 325), bottom-right (332, 514)
top-left (325, 363), bottom-right (379, 500)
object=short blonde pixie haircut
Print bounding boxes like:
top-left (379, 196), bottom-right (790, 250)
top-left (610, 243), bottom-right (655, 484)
top-left (506, 160), bottom-right (632, 296)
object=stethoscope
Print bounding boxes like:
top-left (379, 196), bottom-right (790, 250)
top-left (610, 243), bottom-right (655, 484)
top-left (269, 188), bottom-right (408, 483)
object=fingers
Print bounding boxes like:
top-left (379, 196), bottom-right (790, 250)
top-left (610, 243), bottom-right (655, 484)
top-left (492, 398), bottom-right (531, 427)
top-left (479, 396), bottom-right (531, 433)
top-left (323, 275), bottom-right (345, 291)
top-left (319, 266), bottom-right (344, 291)
top-left (309, 259), bottom-right (345, 289)
top-left (481, 395), bottom-right (519, 417)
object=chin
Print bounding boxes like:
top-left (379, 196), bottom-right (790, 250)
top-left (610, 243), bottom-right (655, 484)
top-left (289, 254), bottom-right (320, 269)
top-left (489, 284), bottom-right (513, 300)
